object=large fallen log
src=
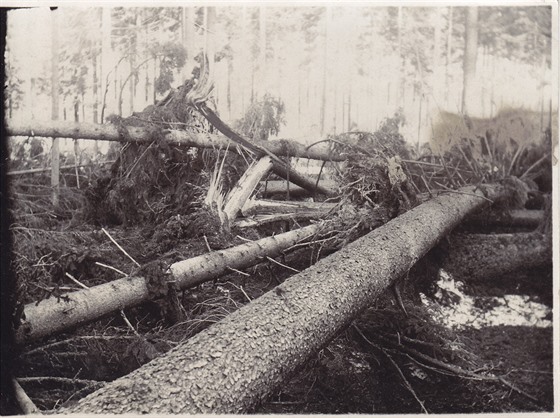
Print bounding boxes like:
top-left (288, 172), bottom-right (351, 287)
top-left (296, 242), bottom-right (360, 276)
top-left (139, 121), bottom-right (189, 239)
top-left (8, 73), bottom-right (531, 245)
top-left (6, 120), bottom-right (343, 162)
top-left (234, 213), bottom-right (323, 228)
top-left (259, 179), bottom-right (339, 197)
top-left (15, 224), bottom-right (321, 345)
top-left (63, 184), bottom-right (511, 414)
top-left (463, 209), bottom-right (543, 230)
top-left (441, 231), bottom-right (552, 282)
top-left (241, 198), bottom-right (337, 217)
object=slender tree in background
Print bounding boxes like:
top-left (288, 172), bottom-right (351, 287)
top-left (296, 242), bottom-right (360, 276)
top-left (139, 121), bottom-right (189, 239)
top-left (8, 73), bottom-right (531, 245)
top-left (181, 7), bottom-right (197, 80)
top-left (320, 6), bottom-right (330, 136)
top-left (5, 6), bottom-right (553, 147)
top-left (461, 6), bottom-right (478, 117)
top-left (205, 7), bottom-right (216, 74)
top-left (397, 6), bottom-right (404, 103)
top-left (258, 6), bottom-right (267, 98)
top-left (445, 7), bottom-right (453, 108)
top-left (50, 8), bottom-right (60, 206)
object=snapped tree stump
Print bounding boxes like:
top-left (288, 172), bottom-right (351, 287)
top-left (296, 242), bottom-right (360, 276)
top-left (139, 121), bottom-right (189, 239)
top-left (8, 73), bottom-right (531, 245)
top-left (63, 184), bottom-right (511, 414)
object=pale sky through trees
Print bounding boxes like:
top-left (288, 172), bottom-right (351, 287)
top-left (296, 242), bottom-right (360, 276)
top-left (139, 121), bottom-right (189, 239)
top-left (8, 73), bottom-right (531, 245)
top-left (4, 3), bottom-right (556, 152)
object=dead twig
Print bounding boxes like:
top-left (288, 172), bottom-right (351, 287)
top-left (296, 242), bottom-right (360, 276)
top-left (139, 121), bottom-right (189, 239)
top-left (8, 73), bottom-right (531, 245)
top-left (95, 262), bottom-right (127, 277)
top-left (379, 334), bottom-right (542, 405)
top-left (101, 228), bottom-right (140, 268)
top-left (353, 325), bottom-right (428, 414)
top-left (434, 182), bottom-right (494, 203)
top-left (266, 256), bottom-right (301, 273)
top-left (64, 273), bottom-right (88, 290)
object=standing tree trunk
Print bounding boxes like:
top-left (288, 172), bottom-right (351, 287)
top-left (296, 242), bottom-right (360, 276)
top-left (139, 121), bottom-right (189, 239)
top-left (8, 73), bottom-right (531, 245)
top-left (445, 6), bottom-right (453, 108)
top-left (50, 8), bottom-right (60, 206)
top-left (397, 6), bottom-right (404, 103)
top-left (320, 6), bottom-right (330, 137)
top-left (92, 46), bottom-right (99, 124)
top-left (257, 5), bottom-right (266, 97)
top-left (101, 7), bottom-right (111, 122)
top-left (63, 184), bottom-right (511, 414)
top-left (182, 7), bottom-right (197, 79)
top-left (461, 6), bottom-right (478, 116)
top-left (205, 6), bottom-right (216, 69)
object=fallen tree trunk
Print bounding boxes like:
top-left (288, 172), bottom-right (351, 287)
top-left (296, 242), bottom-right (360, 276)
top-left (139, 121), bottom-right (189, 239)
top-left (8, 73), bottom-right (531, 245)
top-left (441, 231), bottom-right (552, 282)
top-left (7, 161), bottom-right (115, 176)
top-left (63, 184), bottom-right (511, 414)
top-left (15, 224), bottom-right (321, 345)
top-left (241, 198), bottom-right (337, 217)
top-left (5, 119), bottom-right (343, 162)
top-left (463, 209), bottom-right (543, 230)
top-left (234, 213), bottom-right (324, 228)
top-left (260, 179), bottom-right (339, 197)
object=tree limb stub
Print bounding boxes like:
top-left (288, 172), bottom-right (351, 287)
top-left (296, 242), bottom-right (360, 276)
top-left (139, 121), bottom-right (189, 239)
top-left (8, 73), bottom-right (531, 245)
top-left (15, 224), bottom-right (320, 345)
top-left (64, 184), bottom-right (511, 414)
top-left (195, 103), bottom-right (338, 197)
top-left (6, 119), bottom-right (342, 162)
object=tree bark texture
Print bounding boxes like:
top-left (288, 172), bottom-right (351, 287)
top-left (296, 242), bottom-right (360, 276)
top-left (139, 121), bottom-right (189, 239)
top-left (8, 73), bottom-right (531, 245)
top-left (15, 225), bottom-right (320, 345)
top-left (259, 179), bottom-right (339, 198)
top-left (6, 119), bottom-right (342, 162)
top-left (241, 199), bottom-right (337, 217)
top-left (234, 213), bottom-right (323, 228)
top-left (463, 209), bottom-right (543, 230)
top-left (441, 231), bottom-right (551, 282)
top-left (63, 184), bottom-right (511, 414)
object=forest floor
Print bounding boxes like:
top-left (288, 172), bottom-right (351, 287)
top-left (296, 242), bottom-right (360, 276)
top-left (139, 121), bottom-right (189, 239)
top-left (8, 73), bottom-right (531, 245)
top-left (9, 169), bottom-right (554, 414)
top-left (257, 265), bottom-right (554, 414)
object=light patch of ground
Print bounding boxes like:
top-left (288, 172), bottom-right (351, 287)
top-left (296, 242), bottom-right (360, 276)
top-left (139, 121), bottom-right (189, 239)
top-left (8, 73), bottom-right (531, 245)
top-left (421, 270), bottom-right (552, 330)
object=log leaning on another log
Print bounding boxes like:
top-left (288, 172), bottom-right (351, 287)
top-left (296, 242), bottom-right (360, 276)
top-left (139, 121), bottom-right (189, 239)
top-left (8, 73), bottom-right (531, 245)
top-left (63, 184), bottom-right (511, 414)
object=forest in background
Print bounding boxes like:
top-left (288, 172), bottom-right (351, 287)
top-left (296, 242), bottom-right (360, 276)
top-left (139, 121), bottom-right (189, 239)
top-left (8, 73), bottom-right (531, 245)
top-left (2, 4), bottom-right (555, 415)
top-left (5, 4), bottom-right (555, 156)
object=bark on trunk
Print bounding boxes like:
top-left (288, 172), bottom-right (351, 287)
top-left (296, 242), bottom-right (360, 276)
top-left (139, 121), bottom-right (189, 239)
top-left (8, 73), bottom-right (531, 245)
top-left (6, 120), bottom-right (342, 162)
top-left (15, 225), bottom-right (320, 345)
top-left (223, 157), bottom-right (274, 223)
top-left (234, 213), bottom-right (323, 228)
top-left (463, 209), bottom-right (543, 230)
top-left (441, 231), bottom-right (551, 282)
top-left (241, 198), bottom-right (337, 217)
top-left (260, 180), bottom-right (339, 198)
top-left (63, 184), bottom-right (510, 414)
